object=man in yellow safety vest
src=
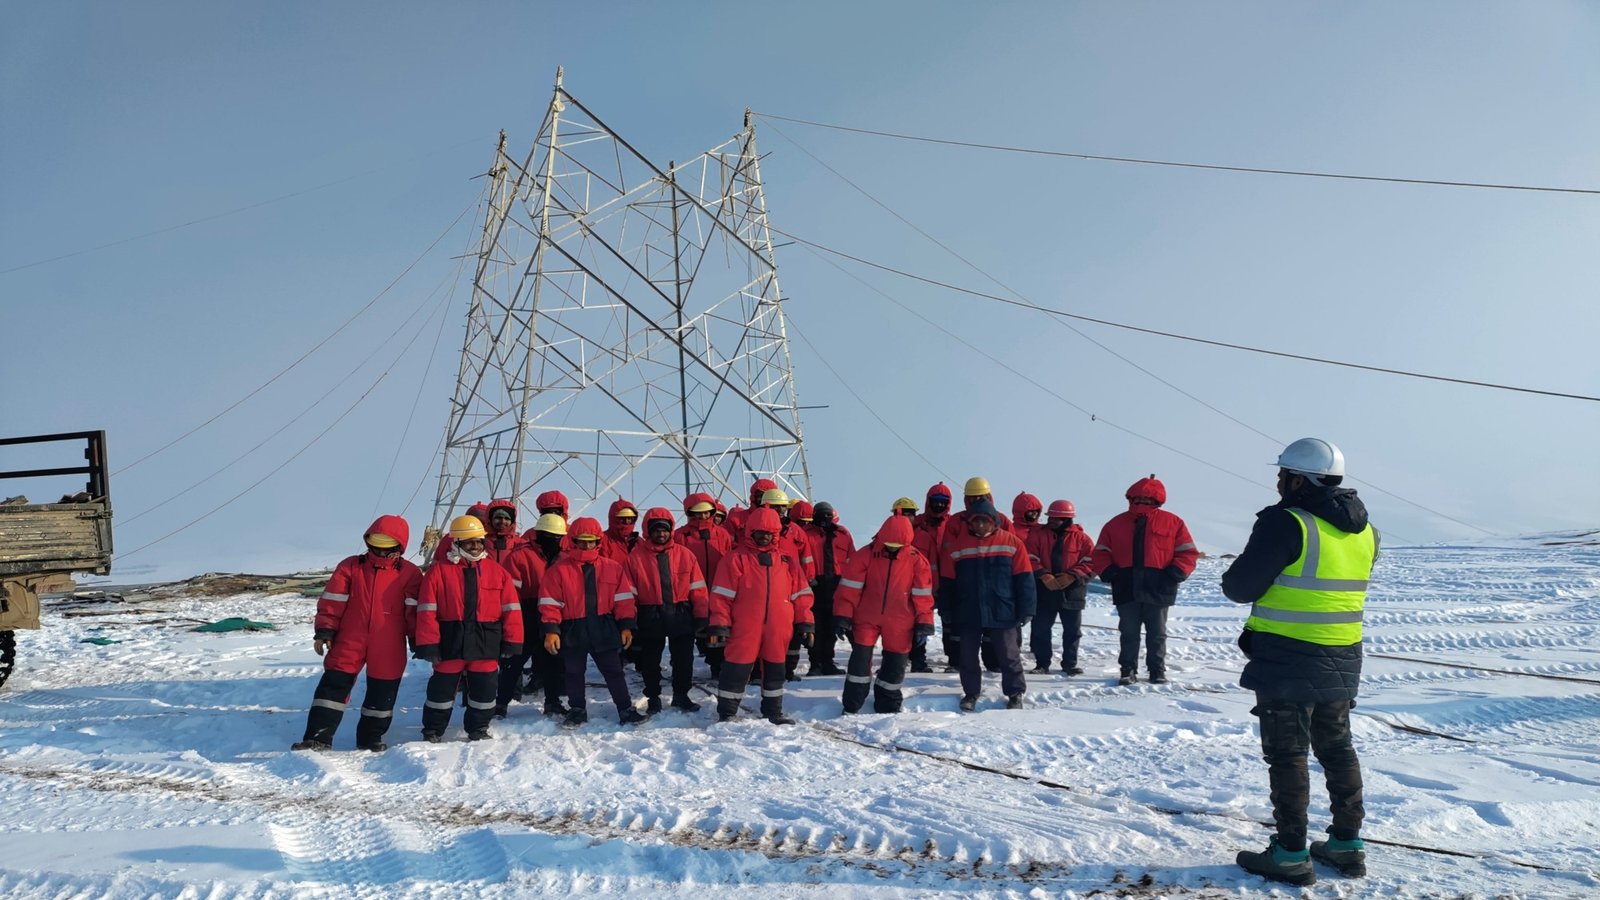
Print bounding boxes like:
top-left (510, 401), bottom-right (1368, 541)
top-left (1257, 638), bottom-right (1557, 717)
top-left (1223, 438), bottom-right (1377, 887)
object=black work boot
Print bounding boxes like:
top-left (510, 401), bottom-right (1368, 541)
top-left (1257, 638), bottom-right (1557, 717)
top-left (1310, 830), bottom-right (1367, 877)
top-left (760, 696), bottom-right (796, 725)
top-left (1118, 670), bottom-right (1139, 686)
top-left (1237, 837), bottom-right (1315, 886)
top-left (290, 739), bottom-right (332, 752)
top-left (670, 694), bottom-right (702, 713)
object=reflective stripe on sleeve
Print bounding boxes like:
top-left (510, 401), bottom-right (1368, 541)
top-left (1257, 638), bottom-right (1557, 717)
top-left (910, 588), bottom-right (933, 596)
top-left (320, 592), bottom-right (350, 603)
top-left (1173, 542), bottom-right (1197, 552)
top-left (839, 578), bottom-right (865, 590)
top-left (712, 585), bottom-right (737, 597)
top-left (689, 580), bottom-right (706, 590)
top-left (538, 597), bottom-right (563, 607)
top-left (404, 596), bottom-right (418, 607)
top-left (417, 602), bottom-right (438, 611)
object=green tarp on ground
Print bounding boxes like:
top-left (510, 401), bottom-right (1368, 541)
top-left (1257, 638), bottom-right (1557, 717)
top-left (192, 617), bottom-right (277, 633)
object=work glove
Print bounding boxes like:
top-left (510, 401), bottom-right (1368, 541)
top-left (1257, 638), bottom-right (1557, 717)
top-left (544, 633), bottom-right (562, 655)
top-left (621, 629), bottom-right (634, 650)
top-left (312, 638), bottom-right (329, 657)
top-left (913, 623), bottom-right (934, 647)
top-left (1164, 564), bottom-right (1189, 584)
top-left (693, 617), bottom-right (709, 636)
top-left (707, 633), bottom-right (726, 648)
top-left (413, 644), bottom-right (441, 663)
top-left (800, 630), bottom-right (815, 648)
top-left (500, 642), bottom-right (521, 659)
top-left (1100, 565), bottom-right (1122, 583)
top-left (834, 618), bottom-right (853, 640)
top-left (1019, 616), bottom-right (1032, 628)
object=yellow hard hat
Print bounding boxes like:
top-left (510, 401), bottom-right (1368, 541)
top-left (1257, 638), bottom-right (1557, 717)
top-left (963, 476), bottom-right (992, 497)
top-left (882, 542), bottom-right (905, 549)
top-left (760, 488), bottom-right (790, 508)
top-left (448, 515), bottom-right (487, 540)
top-left (366, 532), bottom-right (401, 549)
top-left (892, 497), bottom-right (918, 513)
top-left (534, 513), bottom-right (568, 536)
top-left (688, 500), bottom-right (715, 513)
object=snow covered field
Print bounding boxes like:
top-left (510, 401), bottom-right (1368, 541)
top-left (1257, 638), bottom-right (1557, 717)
top-left (3, 537), bottom-right (1598, 898)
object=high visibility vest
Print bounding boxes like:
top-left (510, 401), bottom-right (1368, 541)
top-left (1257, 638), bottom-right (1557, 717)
top-left (1246, 508), bottom-right (1375, 647)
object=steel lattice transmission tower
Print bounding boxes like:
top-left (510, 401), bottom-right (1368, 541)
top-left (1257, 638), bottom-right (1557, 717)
top-left (430, 69), bottom-right (813, 534)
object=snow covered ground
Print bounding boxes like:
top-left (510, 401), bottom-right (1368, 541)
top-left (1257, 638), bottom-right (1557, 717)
top-left (3, 537), bottom-right (1598, 898)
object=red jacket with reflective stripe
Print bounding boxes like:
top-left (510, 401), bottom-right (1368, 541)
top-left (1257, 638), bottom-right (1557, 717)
top-left (501, 543), bottom-right (546, 604)
top-left (622, 541), bottom-right (710, 617)
top-left (835, 519), bottom-right (934, 634)
top-left (415, 556), bottom-right (524, 659)
top-left (782, 524), bottom-right (817, 579)
top-left (538, 553), bottom-right (638, 631)
top-left (1026, 524), bottom-right (1096, 580)
top-left (802, 523), bottom-right (857, 581)
top-left (1091, 503), bottom-right (1199, 608)
top-left (675, 522), bottom-right (732, 587)
top-left (315, 552), bottom-right (422, 676)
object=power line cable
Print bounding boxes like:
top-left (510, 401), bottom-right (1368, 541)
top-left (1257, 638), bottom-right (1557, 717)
top-left (1, 136), bottom-right (485, 275)
top-left (785, 315), bottom-right (958, 485)
top-left (118, 268), bottom-right (454, 560)
top-left (764, 121), bottom-right (1489, 535)
top-left (121, 267), bottom-right (457, 526)
top-left (372, 254), bottom-right (467, 517)
top-left (772, 227), bottom-right (1600, 404)
top-left (115, 200), bottom-right (478, 476)
top-left (753, 112), bottom-right (1600, 197)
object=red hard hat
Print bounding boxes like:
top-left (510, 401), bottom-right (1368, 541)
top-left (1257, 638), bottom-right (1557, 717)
top-left (1047, 499), bottom-right (1077, 519)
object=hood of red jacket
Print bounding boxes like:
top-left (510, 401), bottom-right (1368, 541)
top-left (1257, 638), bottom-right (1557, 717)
top-left (607, 498), bottom-right (638, 534)
top-left (466, 502), bottom-right (490, 524)
top-left (365, 515), bottom-right (410, 550)
top-left (749, 478), bottom-right (778, 506)
top-left (743, 507), bottom-right (782, 547)
top-left (790, 499), bottom-right (814, 522)
top-left (925, 482), bottom-right (953, 506)
top-left (1126, 477), bottom-right (1167, 507)
top-left (873, 515), bottom-right (914, 549)
top-left (487, 498), bottom-right (517, 534)
top-left (642, 506), bottom-right (675, 542)
top-left (535, 490), bottom-right (570, 518)
top-left (1012, 492), bottom-right (1042, 520)
top-left (683, 491), bottom-right (715, 514)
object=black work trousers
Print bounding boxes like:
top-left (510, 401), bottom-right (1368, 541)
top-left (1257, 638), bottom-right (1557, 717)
top-left (1030, 595), bottom-right (1083, 669)
top-left (1116, 603), bottom-right (1168, 676)
top-left (717, 659), bottom-right (788, 720)
top-left (564, 648), bottom-right (633, 716)
top-left (1254, 697), bottom-right (1365, 850)
top-left (301, 668), bottom-right (401, 748)
top-left (422, 668), bottom-right (497, 737)
top-left (958, 626), bottom-right (1025, 699)
top-left (635, 632), bottom-right (695, 700)
top-left (842, 643), bottom-right (910, 713)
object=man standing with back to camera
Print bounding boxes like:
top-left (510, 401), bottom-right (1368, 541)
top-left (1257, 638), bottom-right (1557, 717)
top-left (1225, 438), bottom-right (1377, 886)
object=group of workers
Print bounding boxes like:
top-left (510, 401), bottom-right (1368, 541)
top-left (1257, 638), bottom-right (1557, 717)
top-left (293, 437), bottom-right (1378, 886)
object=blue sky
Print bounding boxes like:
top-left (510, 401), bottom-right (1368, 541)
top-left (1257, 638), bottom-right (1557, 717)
top-left (4, 2), bottom-right (1597, 580)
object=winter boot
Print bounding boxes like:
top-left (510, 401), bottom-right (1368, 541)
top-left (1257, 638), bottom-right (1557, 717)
top-left (421, 732), bottom-right (444, 744)
top-left (619, 707), bottom-right (648, 726)
top-left (646, 695), bottom-right (663, 714)
top-left (1310, 831), bottom-right (1367, 877)
top-left (543, 698), bottom-right (571, 717)
top-left (670, 694), bottom-right (702, 713)
top-left (1237, 837), bottom-right (1315, 886)
top-left (1006, 694), bottom-right (1024, 710)
top-left (1118, 670), bottom-right (1138, 686)
top-left (1066, 666), bottom-right (1084, 676)
top-left (761, 697), bottom-right (796, 725)
top-left (493, 703), bottom-right (509, 719)
top-left (357, 740), bottom-right (388, 753)
top-left (562, 708), bottom-right (589, 729)
top-left (1029, 664), bottom-right (1049, 675)
top-left (1149, 670), bottom-right (1168, 685)
top-left (466, 728), bottom-right (492, 741)
top-left (290, 739), bottom-right (332, 752)
top-left (959, 695), bottom-right (978, 712)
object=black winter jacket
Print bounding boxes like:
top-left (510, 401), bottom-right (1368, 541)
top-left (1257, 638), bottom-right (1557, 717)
top-left (1222, 485), bottom-right (1378, 703)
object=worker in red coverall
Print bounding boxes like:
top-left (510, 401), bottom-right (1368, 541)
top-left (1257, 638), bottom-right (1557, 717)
top-left (802, 501), bottom-right (855, 677)
top-left (834, 515), bottom-right (934, 714)
top-left (431, 501), bottom-right (490, 565)
top-left (1012, 492), bottom-right (1044, 545)
top-left (1091, 476), bottom-right (1199, 685)
top-left (484, 498), bottom-right (521, 565)
top-left (534, 490), bottom-right (569, 520)
top-left (414, 515), bottom-right (523, 741)
top-left (708, 507), bottom-right (815, 724)
top-left (539, 517), bottom-right (647, 728)
top-left (496, 514), bottom-right (571, 717)
top-left (624, 508), bottom-right (710, 713)
top-left (1025, 500), bottom-right (1096, 675)
top-left (601, 498), bottom-right (639, 563)
top-left (712, 499), bottom-right (729, 531)
top-left (678, 492), bottom-right (732, 679)
top-left (911, 482), bottom-right (955, 673)
top-left (757, 488), bottom-right (816, 682)
top-left (294, 515), bottom-right (423, 752)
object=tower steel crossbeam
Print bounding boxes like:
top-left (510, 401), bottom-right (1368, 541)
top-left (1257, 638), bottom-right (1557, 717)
top-left (430, 68), bottom-right (812, 538)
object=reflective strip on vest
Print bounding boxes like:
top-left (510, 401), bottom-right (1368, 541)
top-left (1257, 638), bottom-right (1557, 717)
top-left (1246, 508), bottom-right (1374, 647)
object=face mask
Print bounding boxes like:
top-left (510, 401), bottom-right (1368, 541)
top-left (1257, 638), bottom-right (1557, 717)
top-left (573, 540), bottom-right (601, 561)
top-left (1051, 519), bottom-right (1071, 531)
top-left (535, 533), bottom-right (564, 556)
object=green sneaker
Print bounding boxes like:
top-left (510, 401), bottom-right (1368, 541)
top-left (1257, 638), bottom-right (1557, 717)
top-left (1237, 836), bottom-right (1316, 886)
top-left (1310, 831), bottom-right (1367, 877)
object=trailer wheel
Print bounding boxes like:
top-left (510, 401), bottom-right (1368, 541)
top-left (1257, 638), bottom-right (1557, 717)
top-left (0, 630), bottom-right (14, 690)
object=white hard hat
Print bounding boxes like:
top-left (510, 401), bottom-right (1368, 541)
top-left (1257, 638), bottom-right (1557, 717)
top-left (1276, 437), bottom-right (1345, 478)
